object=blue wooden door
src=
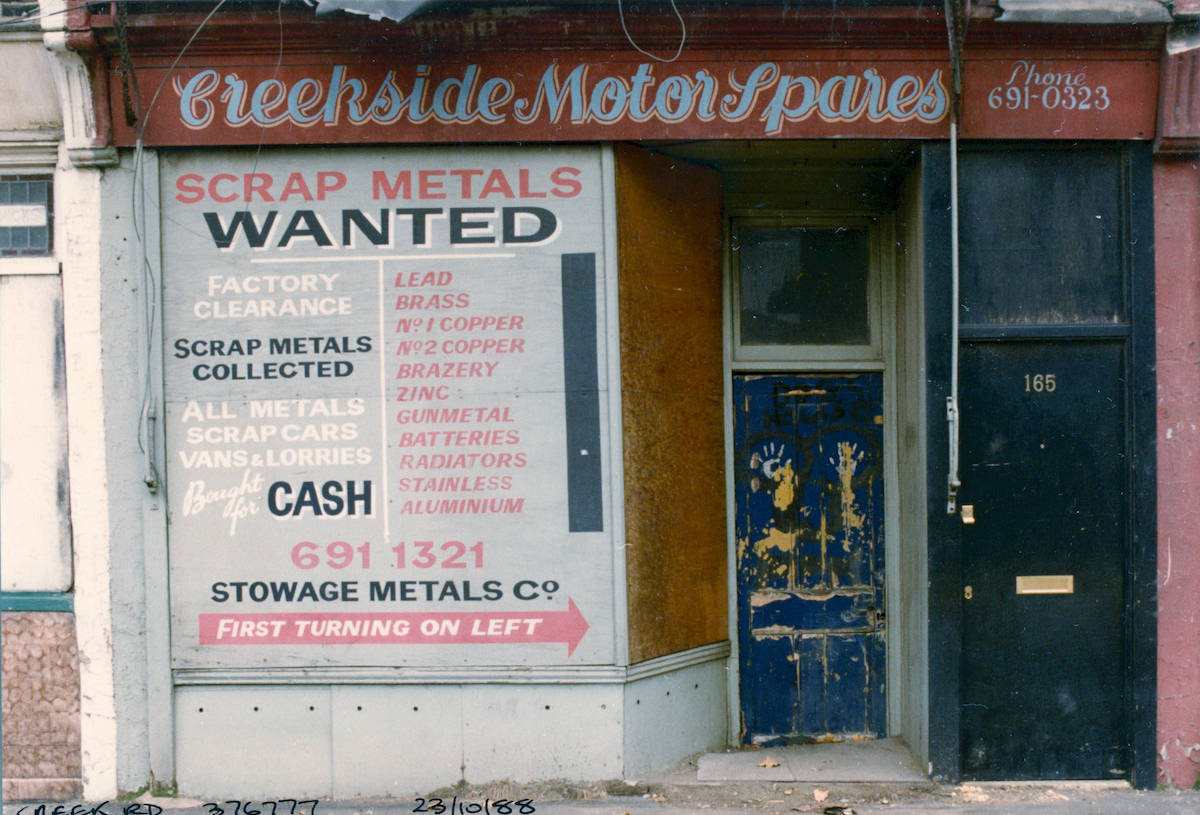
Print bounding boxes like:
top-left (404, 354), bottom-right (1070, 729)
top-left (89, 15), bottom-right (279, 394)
top-left (734, 373), bottom-right (885, 744)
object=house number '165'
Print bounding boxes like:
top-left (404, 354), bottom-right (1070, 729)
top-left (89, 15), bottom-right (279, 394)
top-left (1024, 373), bottom-right (1057, 392)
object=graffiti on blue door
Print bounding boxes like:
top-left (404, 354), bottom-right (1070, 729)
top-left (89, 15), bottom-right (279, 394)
top-left (734, 374), bottom-right (885, 744)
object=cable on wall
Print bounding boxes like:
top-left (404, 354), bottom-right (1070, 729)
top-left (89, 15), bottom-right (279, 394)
top-left (131, 0), bottom-right (231, 494)
top-left (618, 0), bottom-right (687, 63)
top-left (944, 0), bottom-right (967, 514)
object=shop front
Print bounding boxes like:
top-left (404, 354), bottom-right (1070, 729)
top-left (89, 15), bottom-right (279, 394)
top-left (20, 0), bottom-right (1181, 798)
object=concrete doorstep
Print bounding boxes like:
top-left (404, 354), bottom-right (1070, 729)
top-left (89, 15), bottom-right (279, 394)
top-left (695, 738), bottom-right (928, 783)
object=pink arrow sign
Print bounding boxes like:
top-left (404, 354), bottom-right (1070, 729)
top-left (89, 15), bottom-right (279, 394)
top-left (198, 598), bottom-right (590, 656)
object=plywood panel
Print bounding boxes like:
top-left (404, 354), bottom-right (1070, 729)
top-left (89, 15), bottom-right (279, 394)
top-left (615, 144), bottom-right (726, 664)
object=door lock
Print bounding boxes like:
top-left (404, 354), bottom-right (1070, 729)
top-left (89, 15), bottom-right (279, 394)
top-left (964, 585), bottom-right (974, 600)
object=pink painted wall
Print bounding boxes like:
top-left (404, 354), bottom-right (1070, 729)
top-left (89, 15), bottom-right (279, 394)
top-left (1156, 156), bottom-right (1200, 788)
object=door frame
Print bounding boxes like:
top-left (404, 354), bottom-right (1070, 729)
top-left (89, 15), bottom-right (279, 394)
top-left (722, 206), bottom-right (909, 744)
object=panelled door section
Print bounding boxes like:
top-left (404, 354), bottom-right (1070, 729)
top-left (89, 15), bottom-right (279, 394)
top-left (959, 341), bottom-right (1127, 779)
top-left (734, 373), bottom-right (885, 744)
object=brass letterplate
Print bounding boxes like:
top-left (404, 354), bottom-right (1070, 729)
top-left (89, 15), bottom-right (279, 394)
top-left (1016, 575), bottom-right (1074, 595)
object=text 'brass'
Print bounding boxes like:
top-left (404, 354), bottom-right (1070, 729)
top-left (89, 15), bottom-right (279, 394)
top-left (1016, 575), bottom-right (1074, 595)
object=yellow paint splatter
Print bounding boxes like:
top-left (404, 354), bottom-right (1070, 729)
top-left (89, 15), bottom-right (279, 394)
top-left (753, 526), bottom-right (797, 558)
top-left (818, 509), bottom-right (829, 582)
top-left (835, 441), bottom-right (866, 532)
top-left (772, 459), bottom-right (796, 511)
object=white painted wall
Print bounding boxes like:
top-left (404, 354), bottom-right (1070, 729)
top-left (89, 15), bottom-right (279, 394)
top-left (0, 11), bottom-right (156, 797)
top-left (61, 148), bottom-right (157, 797)
top-left (0, 23), bottom-right (70, 595)
top-left (623, 652), bottom-right (728, 777)
top-left (171, 653), bottom-right (726, 797)
top-left (0, 36), bottom-right (61, 131)
top-left (0, 270), bottom-right (72, 591)
top-left (175, 683), bottom-right (626, 798)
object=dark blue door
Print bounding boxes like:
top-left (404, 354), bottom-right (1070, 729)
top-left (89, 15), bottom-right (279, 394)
top-left (734, 374), bottom-right (886, 744)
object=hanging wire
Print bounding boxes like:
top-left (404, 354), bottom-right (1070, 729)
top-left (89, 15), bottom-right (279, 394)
top-left (618, 0), bottom-right (687, 63)
top-left (943, 0), bottom-right (968, 124)
top-left (129, 0), bottom-right (231, 492)
top-left (113, 1), bottom-right (142, 126)
top-left (12, 0), bottom-right (234, 492)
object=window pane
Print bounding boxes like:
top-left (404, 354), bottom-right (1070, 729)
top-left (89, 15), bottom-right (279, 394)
top-left (0, 177), bottom-right (53, 257)
top-left (738, 226), bottom-right (870, 346)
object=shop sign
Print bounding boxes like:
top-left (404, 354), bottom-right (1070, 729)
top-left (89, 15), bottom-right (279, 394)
top-left (119, 57), bottom-right (953, 143)
top-left (162, 146), bottom-right (612, 669)
top-left (111, 54), bottom-right (1157, 144)
top-left (960, 58), bottom-right (1158, 139)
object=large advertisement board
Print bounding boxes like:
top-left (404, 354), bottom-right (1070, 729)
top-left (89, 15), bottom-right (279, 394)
top-left (162, 147), bottom-right (612, 668)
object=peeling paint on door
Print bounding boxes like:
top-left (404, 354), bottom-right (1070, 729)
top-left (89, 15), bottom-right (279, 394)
top-left (734, 373), bottom-right (885, 744)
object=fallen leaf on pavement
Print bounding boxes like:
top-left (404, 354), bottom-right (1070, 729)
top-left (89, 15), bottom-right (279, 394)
top-left (813, 789), bottom-right (829, 802)
top-left (758, 757), bottom-right (781, 767)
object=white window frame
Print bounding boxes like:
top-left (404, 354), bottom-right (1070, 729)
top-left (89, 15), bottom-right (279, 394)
top-left (0, 138), bottom-right (59, 276)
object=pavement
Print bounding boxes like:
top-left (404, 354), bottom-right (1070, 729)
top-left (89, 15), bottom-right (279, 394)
top-left (8, 779), bottom-right (1200, 815)
top-left (9, 783), bottom-right (1200, 815)
top-left (511, 784), bottom-right (1200, 814)
top-left (7, 743), bottom-right (1200, 815)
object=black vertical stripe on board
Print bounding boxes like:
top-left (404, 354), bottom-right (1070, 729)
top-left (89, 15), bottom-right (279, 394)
top-left (561, 253), bottom-right (603, 532)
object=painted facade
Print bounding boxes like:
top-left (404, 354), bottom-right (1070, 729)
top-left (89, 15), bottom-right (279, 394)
top-left (2, 0), bottom-right (1199, 799)
top-left (1, 3), bottom-right (80, 800)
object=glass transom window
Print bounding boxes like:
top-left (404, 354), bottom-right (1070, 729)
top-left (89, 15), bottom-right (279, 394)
top-left (732, 216), bottom-right (880, 362)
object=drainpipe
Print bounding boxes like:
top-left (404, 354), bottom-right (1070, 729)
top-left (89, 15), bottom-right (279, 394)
top-left (944, 0), bottom-right (966, 514)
